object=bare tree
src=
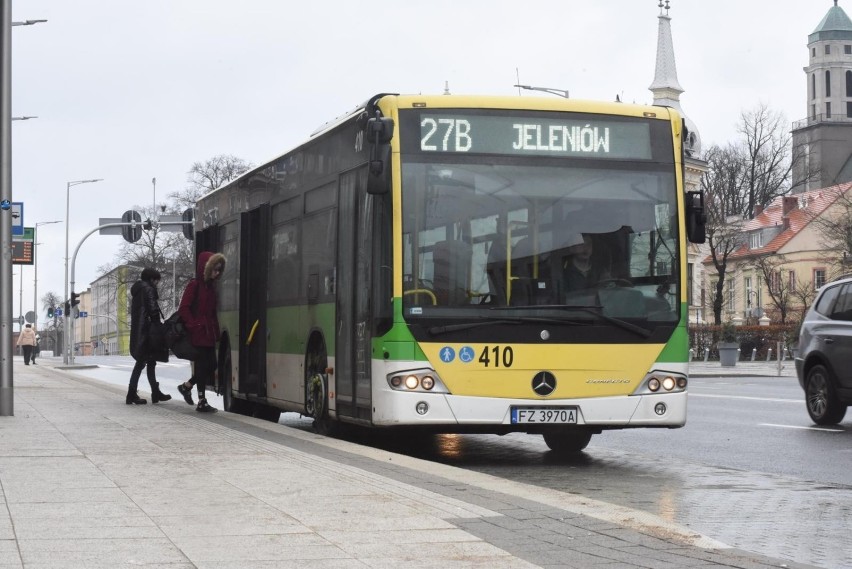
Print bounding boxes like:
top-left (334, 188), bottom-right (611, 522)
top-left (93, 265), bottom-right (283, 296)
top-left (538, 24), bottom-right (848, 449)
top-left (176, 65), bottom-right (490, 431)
top-left (808, 186), bottom-right (852, 280)
top-left (748, 254), bottom-right (794, 324)
top-left (791, 278), bottom-right (818, 323)
top-left (738, 103), bottom-right (795, 218)
top-left (40, 291), bottom-right (61, 314)
top-left (39, 291), bottom-right (63, 353)
top-left (702, 145), bottom-right (746, 324)
top-left (169, 154), bottom-right (253, 209)
top-left (701, 103), bottom-right (805, 324)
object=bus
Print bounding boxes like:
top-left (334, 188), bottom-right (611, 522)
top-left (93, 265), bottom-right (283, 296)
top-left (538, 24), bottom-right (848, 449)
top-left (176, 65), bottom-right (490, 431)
top-left (194, 93), bottom-right (706, 453)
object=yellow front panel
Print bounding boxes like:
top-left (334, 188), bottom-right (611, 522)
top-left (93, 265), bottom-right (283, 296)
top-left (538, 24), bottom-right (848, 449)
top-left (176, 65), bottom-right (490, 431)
top-left (421, 343), bottom-right (663, 399)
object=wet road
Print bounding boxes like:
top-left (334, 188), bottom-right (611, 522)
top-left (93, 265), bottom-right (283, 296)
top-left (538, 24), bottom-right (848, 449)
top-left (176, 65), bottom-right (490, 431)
top-left (299, 376), bottom-right (852, 569)
top-left (65, 356), bottom-right (852, 568)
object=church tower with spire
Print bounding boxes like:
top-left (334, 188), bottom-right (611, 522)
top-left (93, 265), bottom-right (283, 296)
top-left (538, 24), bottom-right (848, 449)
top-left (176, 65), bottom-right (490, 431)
top-left (791, 0), bottom-right (852, 192)
top-left (648, 1), bottom-right (708, 323)
top-left (649, 0), bottom-right (703, 161)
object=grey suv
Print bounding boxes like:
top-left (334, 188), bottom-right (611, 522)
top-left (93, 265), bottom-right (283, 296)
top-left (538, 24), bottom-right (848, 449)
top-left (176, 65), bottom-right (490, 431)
top-left (796, 276), bottom-right (852, 425)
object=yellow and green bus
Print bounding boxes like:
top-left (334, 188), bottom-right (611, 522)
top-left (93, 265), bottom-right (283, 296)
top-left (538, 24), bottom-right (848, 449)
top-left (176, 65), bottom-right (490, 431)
top-left (195, 93), bottom-right (706, 453)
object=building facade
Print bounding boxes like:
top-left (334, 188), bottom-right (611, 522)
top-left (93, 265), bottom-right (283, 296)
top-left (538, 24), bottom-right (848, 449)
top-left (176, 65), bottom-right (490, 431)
top-left (89, 265), bottom-right (136, 356)
top-left (703, 184), bottom-right (852, 324)
top-left (792, 1), bottom-right (852, 192)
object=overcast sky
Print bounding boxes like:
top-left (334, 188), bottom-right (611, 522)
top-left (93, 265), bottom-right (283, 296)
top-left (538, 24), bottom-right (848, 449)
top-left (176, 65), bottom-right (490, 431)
top-left (10, 0), bottom-right (836, 322)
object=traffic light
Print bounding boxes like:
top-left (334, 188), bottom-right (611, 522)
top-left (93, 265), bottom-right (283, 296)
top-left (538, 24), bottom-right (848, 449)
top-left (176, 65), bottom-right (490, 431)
top-left (70, 292), bottom-right (81, 318)
top-left (65, 301), bottom-right (70, 315)
top-left (47, 306), bottom-right (54, 319)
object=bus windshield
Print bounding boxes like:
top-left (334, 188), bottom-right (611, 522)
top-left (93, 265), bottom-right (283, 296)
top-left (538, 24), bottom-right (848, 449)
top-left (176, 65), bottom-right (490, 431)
top-left (400, 158), bottom-right (680, 324)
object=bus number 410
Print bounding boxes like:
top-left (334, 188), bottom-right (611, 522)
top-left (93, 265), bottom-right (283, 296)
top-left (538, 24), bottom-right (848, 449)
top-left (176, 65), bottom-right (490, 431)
top-left (479, 346), bottom-right (514, 368)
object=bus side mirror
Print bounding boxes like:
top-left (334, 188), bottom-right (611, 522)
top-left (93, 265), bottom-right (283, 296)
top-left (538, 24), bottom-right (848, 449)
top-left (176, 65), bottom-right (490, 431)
top-left (685, 191), bottom-right (706, 244)
top-left (366, 117), bottom-right (394, 195)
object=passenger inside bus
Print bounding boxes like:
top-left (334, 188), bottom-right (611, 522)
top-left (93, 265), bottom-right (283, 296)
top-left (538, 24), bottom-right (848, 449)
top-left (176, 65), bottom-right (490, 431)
top-left (509, 236), bottom-right (554, 306)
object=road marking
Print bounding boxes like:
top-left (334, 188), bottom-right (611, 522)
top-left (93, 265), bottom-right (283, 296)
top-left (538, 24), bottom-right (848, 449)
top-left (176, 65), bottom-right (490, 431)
top-left (759, 423), bottom-right (844, 433)
top-left (690, 393), bottom-right (800, 404)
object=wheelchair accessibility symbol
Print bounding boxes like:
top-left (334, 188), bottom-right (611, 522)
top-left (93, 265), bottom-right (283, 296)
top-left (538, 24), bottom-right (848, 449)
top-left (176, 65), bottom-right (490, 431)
top-left (440, 347), bottom-right (456, 363)
top-left (459, 346), bottom-right (475, 363)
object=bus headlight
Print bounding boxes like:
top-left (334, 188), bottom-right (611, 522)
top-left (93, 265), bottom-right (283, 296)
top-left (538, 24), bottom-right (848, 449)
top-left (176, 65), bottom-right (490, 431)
top-left (632, 371), bottom-right (687, 396)
top-left (387, 369), bottom-right (449, 393)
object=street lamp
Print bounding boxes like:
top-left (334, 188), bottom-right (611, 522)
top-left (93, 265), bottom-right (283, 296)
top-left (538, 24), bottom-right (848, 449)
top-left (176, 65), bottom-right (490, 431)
top-left (64, 179), bottom-right (102, 364)
top-left (12, 116), bottom-right (36, 121)
top-left (513, 84), bottom-right (570, 98)
top-left (12, 20), bottom-right (47, 27)
top-left (33, 220), bottom-right (61, 331)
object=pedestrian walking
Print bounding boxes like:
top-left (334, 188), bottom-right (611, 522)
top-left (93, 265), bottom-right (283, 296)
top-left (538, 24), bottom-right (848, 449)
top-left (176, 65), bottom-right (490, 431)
top-left (31, 334), bottom-right (40, 365)
top-left (16, 324), bottom-right (37, 365)
top-left (126, 268), bottom-right (172, 405)
top-left (176, 251), bottom-right (226, 413)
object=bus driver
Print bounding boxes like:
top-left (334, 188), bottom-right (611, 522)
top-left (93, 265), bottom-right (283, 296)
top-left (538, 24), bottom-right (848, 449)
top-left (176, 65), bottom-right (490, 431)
top-left (562, 234), bottom-right (610, 292)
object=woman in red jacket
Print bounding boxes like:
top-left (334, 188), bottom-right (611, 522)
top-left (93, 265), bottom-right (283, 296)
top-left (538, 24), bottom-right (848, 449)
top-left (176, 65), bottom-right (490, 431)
top-left (176, 251), bottom-right (226, 412)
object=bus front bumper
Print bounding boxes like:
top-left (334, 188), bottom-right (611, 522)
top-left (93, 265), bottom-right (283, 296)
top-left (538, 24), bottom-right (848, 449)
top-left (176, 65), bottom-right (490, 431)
top-left (369, 389), bottom-right (686, 429)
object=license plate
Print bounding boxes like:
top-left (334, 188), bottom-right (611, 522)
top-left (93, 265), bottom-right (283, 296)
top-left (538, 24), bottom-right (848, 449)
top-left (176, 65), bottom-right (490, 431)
top-left (511, 407), bottom-right (578, 424)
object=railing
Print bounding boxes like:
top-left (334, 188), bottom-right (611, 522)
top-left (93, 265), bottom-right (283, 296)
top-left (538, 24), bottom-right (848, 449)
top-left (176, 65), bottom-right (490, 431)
top-left (792, 114), bottom-right (852, 130)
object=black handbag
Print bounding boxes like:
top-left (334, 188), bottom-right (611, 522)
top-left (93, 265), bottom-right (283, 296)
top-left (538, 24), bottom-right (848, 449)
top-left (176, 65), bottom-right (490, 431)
top-left (163, 311), bottom-right (199, 361)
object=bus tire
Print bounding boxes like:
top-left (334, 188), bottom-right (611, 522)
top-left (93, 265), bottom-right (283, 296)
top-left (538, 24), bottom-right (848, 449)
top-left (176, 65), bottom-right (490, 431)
top-left (220, 340), bottom-right (252, 416)
top-left (307, 373), bottom-right (337, 436)
top-left (542, 429), bottom-right (593, 453)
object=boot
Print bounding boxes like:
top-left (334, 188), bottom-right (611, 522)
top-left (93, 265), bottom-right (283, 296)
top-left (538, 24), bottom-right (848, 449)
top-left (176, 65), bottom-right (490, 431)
top-left (151, 383), bottom-right (172, 403)
top-left (177, 382), bottom-right (194, 405)
top-left (126, 390), bottom-right (147, 405)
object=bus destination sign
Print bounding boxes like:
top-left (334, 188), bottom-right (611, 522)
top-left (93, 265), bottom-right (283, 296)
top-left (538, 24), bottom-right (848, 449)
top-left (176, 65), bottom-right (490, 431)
top-left (413, 113), bottom-right (652, 159)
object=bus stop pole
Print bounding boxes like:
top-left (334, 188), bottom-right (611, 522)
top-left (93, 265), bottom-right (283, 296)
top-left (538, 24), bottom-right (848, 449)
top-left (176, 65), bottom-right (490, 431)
top-left (0, 0), bottom-right (14, 416)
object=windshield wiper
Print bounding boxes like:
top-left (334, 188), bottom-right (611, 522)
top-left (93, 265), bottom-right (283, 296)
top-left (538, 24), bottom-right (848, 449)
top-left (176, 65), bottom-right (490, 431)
top-left (428, 319), bottom-right (521, 335)
top-left (493, 304), bottom-right (652, 338)
top-left (428, 316), bottom-right (594, 336)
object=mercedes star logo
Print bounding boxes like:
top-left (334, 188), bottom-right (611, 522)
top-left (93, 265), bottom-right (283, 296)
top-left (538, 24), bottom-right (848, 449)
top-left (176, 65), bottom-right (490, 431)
top-left (532, 371), bottom-right (557, 396)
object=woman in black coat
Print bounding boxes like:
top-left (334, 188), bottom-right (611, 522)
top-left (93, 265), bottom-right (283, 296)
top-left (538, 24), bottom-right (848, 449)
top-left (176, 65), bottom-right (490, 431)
top-left (126, 268), bottom-right (172, 405)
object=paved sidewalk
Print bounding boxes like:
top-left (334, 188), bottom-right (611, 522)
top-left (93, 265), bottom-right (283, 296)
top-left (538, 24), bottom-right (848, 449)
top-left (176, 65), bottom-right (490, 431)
top-left (0, 360), bottom-right (817, 569)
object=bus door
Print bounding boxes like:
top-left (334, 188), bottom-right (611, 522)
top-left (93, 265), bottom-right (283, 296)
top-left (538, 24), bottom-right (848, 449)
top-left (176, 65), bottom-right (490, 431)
top-left (335, 167), bottom-right (373, 423)
top-left (238, 205), bottom-right (270, 398)
top-left (195, 225), bottom-right (219, 257)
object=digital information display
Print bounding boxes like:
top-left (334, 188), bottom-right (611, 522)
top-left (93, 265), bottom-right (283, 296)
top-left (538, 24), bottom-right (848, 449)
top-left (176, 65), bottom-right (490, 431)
top-left (412, 113), bottom-right (653, 159)
top-left (12, 240), bottom-right (33, 265)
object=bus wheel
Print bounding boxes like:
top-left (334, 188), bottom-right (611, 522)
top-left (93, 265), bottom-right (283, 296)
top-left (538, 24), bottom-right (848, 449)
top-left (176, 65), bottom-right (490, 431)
top-left (542, 429), bottom-right (593, 453)
top-left (306, 373), bottom-right (337, 435)
top-left (221, 342), bottom-right (251, 416)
